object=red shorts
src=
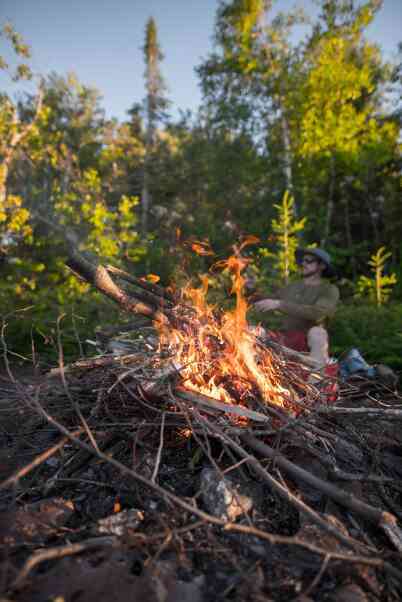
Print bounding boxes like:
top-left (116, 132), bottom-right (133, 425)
top-left (268, 330), bottom-right (308, 352)
top-left (268, 329), bottom-right (338, 403)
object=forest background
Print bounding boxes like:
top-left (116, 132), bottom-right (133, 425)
top-left (0, 0), bottom-right (401, 371)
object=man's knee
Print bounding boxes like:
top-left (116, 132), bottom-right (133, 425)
top-left (307, 326), bottom-right (328, 348)
top-left (307, 326), bottom-right (329, 367)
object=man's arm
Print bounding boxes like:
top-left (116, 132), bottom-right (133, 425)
top-left (253, 298), bottom-right (281, 312)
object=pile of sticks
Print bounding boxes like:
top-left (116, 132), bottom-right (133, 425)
top-left (1, 252), bottom-right (402, 599)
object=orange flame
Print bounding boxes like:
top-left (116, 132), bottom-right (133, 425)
top-left (155, 251), bottom-right (290, 411)
top-left (190, 240), bottom-right (215, 256)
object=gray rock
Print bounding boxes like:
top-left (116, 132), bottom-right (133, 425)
top-left (374, 364), bottom-right (398, 388)
top-left (199, 468), bottom-right (254, 522)
top-left (94, 508), bottom-right (144, 536)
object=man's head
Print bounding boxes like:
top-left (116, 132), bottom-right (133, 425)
top-left (295, 248), bottom-right (335, 279)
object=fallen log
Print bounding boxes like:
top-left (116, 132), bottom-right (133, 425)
top-left (105, 264), bottom-right (176, 305)
top-left (34, 215), bottom-right (173, 324)
top-left (66, 251), bottom-right (170, 324)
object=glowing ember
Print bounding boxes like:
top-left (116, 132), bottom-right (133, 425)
top-left (156, 247), bottom-right (290, 409)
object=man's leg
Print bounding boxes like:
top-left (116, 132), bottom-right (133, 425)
top-left (307, 326), bottom-right (329, 369)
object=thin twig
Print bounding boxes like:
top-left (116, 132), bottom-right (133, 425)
top-left (11, 536), bottom-right (117, 590)
top-left (56, 314), bottom-right (100, 454)
top-left (0, 429), bottom-right (83, 491)
top-left (1, 319), bottom-right (16, 383)
top-left (151, 412), bottom-right (166, 483)
top-left (317, 406), bottom-right (402, 419)
top-left (204, 420), bottom-right (368, 553)
top-left (241, 431), bottom-right (402, 553)
top-left (294, 554), bottom-right (330, 600)
top-left (19, 386), bottom-right (402, 586)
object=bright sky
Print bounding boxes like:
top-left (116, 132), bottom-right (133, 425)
top-left (1, 0), bottom-right (401, 122)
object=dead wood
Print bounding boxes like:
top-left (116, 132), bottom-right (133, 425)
top-left (0, 429), bottom-right (83, 492)
top-left (240, 432), bottom-right (402, 552)
top-left (1, 365), bottom-right (402, 600)
top-left (1, 289), bottom-right (402, 599)
top-left (201, 419), bottom-right (367, 553)
top-left (175, 387), bottom-right (271, 424)
top-left (258, 336), bottom-right (323, 369)
top-left (11, 536), bottom-right (117, 590)
top-left (66, 251), bottom-right (170, 324)
top-left (105, 264), bottom-right (176, 304)
top-left (32, 215), bottom-right (174, 325)
top-left (317, 406), bottom-right (402, 419)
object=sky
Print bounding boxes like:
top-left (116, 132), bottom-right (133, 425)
top-left (1, 0), bottom-right (401, 122)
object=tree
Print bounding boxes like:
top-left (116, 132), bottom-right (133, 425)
top-left (1, 64), bottom-right (145, 349)
top-left (355, 246), bottom-right (397, 306)
top-left (197, 0), bottom-right (400, 264)
top-left (294, 0), bottom-right (398, 248)
top-left (259, 191), bottom-right (306, 285)
top-left (0, 24), bottom-right (42, 250)
top-left (141, 17), bottom-right (169, 234)
top-left (197, 0), bottom-right (307, 213)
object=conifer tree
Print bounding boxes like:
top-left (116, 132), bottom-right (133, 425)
top-left (259, 191), bottom-right (305, 284)
top-left (141, 17), bottom-right (168, 234)
top-left (355, 247), bottom-right (397, 306)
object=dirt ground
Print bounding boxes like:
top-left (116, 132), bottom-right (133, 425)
top-left (0, 359), bottom-right (401, 602)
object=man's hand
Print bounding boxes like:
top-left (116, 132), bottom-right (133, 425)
top-left (253, 298), bottom-right (281, 312)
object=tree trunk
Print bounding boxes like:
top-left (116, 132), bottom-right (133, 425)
top-left (343, 196), bottom-right (357, 280)
top-left (0, 87), bottom-right (43, 208)
top-left (0, 157), bottom-right (11, 207)
top-left (322, 155), bottom-right (335, 246)
top-left (141, 165), bottom-right (150, 234)
top-left (364, 167), bottom-right (380, 248)
top-left (280, 112), bottom-right (296, 215)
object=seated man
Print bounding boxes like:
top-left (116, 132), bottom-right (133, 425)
top-left (252, 248), bottom-right (339, 370)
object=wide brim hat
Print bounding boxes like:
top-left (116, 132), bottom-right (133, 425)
top-left (295, 247), bottom-right (336, 278)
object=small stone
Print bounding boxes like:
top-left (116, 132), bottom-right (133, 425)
top-left (94, 508), bottom-right (144, 536)
top-left (200, 468), bottom-right (254, 522)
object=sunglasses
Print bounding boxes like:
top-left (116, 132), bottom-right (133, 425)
top-left (301, 257), bottom-right (317, 265)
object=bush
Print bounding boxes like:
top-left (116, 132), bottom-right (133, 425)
top-left (2, 293), bottom-right (123, 368)
top-left (330, 302), bottom-right (402, 372)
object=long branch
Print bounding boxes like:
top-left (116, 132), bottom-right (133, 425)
top-left (241, 432), bottom-right (402, 552)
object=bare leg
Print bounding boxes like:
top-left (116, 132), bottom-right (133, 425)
top-left (307, 326), bottom-right (329, 369)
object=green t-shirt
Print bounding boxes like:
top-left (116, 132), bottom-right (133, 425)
top-left (277, 280), bottom-right (340, 331)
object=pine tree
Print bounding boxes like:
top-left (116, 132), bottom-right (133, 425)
top-left (260, 190), bottom-right (306, 284)
top-left (141, 17), bottom-right (169, 234)
top-left (355, 247), bottom-right (397, 306)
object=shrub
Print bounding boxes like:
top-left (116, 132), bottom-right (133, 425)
top-left (330, 302), bottom-right (402, 372)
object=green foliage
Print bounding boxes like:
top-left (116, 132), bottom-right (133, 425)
top-left (0, 63), bottom-right (146, 356)
top-left (259, 190), bottom-right (306, 285)
top-left (1, 12), bottom-right (401, 365)
top-left (3, 297), bottom-right (123, 366)
top-left (216, 0), bottom-right (265, 71)
top-left (331, 302), bottom-right (402, 371)
top-left (0, 23), bottom-right (32, 80)
top-left (355, 247), bottom-right (397, 305)
top-left (298, 35), bottom-right (380, 159)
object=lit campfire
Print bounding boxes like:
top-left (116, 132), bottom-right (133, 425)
top-left (66, 240), bottom-right (309, 417)
top-left (155, 248), bottom-right (292, 411)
